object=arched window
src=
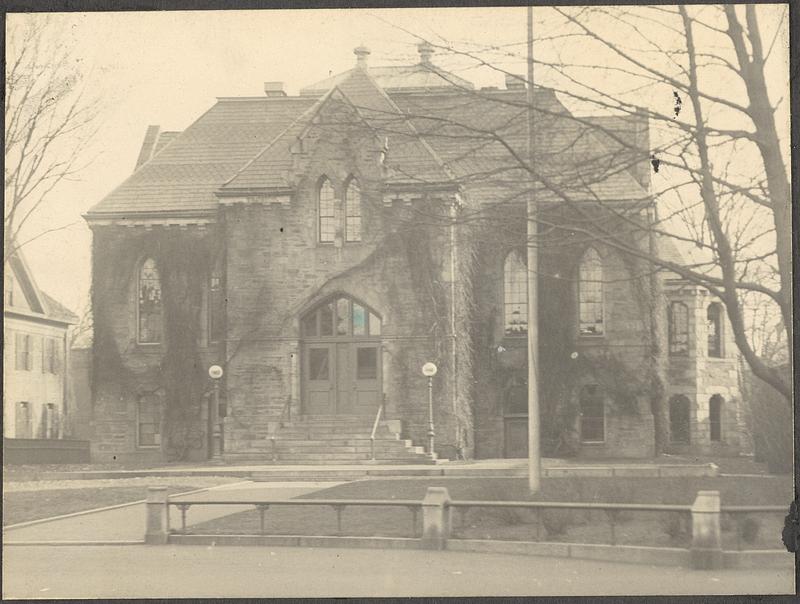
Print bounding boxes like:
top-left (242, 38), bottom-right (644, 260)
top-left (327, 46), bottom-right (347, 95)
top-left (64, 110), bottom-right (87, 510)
top-left (208, 262), bottom-right (224, 344)
top-left (344, 178), bottom-right (362, 242)
top-left (579, 384), bottom-right (605, 443)
top-left (503, 250), bottom-right (528, 335)
top-left (301, 295), bottom-right (381, 338)
top-left (707, 303), bottom-right (722, 357)
top-left (318, 178), bottom-right (336, 243)
top-left (668, 302), bottom-right (689, 355)
top-left (669, 395), bottom-right (691, 443)
top-left (709, 394), bottom-right (723, 442)
top-left (578, 248), bottom-right (604, 335)
top-left (138, 258), bottom-right (163, 344)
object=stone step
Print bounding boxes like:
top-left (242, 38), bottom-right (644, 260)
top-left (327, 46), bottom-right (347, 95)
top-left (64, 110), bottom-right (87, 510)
top-left (270, 432), bottom-right (399, 440)
top-left (223, 454), bottom-right (437, 466)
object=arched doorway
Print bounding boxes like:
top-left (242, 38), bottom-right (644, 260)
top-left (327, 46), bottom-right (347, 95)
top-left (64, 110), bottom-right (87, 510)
top-left (300, 295), bottom-right (382, 416)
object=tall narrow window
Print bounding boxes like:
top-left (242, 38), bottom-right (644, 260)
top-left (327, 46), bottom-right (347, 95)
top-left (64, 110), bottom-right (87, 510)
top-left (579, 384), bottom-right (605, 442)
top-left (668, 302), bottom-right (689, 355)
top-left (503, 250), bottom-right (528, 335)
top-left (709, 394), bottom-right (723, 442)
top-left (137, 393), bottom-right (162, 447)
top-left (578, 248), bottom-right (604, 335)
top-left (345, 178), bottom-right (362, 242)
top-left (138, 258), bottom-right (163, 344)
top-left (209, 266), bottom-right (224, 344)
top-left (707, 303), bottom-right (722, 357)
top-left (318, 178), bottom-right (336, 243)
top-left (669, 394), bottom-right (691, 443)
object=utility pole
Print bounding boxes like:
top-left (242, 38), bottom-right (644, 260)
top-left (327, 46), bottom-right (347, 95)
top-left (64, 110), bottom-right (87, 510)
top-left (526, 5), bottom-right (541, 494)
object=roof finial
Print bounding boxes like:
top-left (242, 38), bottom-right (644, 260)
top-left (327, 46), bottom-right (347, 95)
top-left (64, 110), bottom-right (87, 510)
top-left (418, 41), bottom-right (434, 65)
top-left (354, 45), bottom-right (371, 69)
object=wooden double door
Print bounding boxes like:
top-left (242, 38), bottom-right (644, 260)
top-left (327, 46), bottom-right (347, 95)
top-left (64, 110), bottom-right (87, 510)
top-left (303, 341), bottom-right (381, 416)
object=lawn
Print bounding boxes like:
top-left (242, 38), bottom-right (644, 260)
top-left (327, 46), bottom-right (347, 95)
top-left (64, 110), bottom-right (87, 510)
top-left (190, 475), bottom-right (791, 551)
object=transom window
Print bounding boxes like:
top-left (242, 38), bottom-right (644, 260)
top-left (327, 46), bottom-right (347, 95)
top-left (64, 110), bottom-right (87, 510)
top-left (345, 178), bottom-right (362, 242)
top-left (578, 248), bottom-right (604, 335)
top-left (668, 302), bottom-right (689, 355)
top-left (503, 249), bottom-right (528, 335)
top-left (318, 178), bottom-right (337, 243)
top-left (138, 258), bottom-right (163, 344)
top-left (301, 295), bottom-right (381, 338)
top-left (579, 384), bottom-right (605, 443)
top-left (707, 302), bottom-right (722, 357)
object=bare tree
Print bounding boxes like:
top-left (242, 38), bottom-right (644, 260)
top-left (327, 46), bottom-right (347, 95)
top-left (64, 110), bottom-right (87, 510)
top-left (5, 15), bottom-right (99, 264)
top-left (359, 5), bottom-right (790, 401)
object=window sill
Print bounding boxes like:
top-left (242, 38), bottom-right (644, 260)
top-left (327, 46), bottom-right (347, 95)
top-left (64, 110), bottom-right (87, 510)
top-left (580, 440), bottom-right (606, 446)
top-left (137, 445), bottom-right (161, 450)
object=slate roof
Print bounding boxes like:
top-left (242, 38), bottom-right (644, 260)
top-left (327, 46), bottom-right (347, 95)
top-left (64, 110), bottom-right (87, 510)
top-left (87, 97), bottom-right (316, 216)
top-left (88, 59), bottom-right (650, 217)
top-left (300, 64), bottom-right (475, 95)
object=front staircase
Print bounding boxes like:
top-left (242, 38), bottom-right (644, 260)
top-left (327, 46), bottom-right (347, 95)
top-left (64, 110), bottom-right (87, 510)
top-left (224, 415), bottom-right (437, 465)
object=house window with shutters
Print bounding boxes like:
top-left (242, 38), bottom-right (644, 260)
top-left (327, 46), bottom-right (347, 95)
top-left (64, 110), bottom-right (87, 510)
top-left (138, 258), bottom-right (163, 344)
top-left (578, 248), bottom-right (604, 335)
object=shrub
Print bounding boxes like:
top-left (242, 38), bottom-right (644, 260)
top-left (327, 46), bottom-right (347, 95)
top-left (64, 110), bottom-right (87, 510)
top-left (741, 517), bottom-right (761, 544)
top-left (542, 509), bottom-right (574, 538)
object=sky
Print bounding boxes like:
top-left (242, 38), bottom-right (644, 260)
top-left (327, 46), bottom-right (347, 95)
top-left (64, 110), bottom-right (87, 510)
top-left (5, 6), bottom-right (790, 319)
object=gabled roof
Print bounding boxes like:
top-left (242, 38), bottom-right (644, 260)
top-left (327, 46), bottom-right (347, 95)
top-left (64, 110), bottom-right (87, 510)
top-left (389, 88), bottom-right (650, 203)
top-left (5, 251), bottom-right (78, 325)
top-left (87, 96), bottom-right (316, 217)
top-left (222, 66), bottom-right (452, 192)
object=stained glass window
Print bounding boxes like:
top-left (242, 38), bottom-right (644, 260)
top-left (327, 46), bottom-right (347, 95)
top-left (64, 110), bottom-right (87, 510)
top-left (138, 258), bottom-right (163, 344)
top-left (345, 178), bottom-right (362, 242)
top-left (668, 302), bottom-right (689, 355)
top-left (707, 303), bottom-right (722, 357)
top-left (578, 248), bottom-right (604, 335)
top-left (504, 250), bottom-right (528, 335)
top-left (318, 178), bottom-right (336, 243)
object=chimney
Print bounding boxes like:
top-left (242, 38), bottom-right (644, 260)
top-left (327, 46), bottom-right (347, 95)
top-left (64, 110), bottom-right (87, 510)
top-left (418, 41), bottom-right (434, 65)
top-left (263, 82), bottom-right (286, 97)
top-left (354, 46), bottom-right (371, 69)
top-left (505, 74), bottom-right (526, 90)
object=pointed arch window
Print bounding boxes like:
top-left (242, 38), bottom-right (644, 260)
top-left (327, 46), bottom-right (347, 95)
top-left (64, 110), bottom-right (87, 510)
top-left (208, 262), bottom-right (225, 344)
top-left (345, 178), bottom-right (362, 242)
top-left (707, 302), bottom-right (722, 357)
top-left (578, 248), bottom-right (604, 335)
top-left (318, 178), bottom-right (337, 243)
top-left (138, 258), bottom-right (163, 344)
top-left (301, 295), bottom-right (381, 339)
top-left (668, 302), bottom-right (689, 355)
top-left (503, 249), bottom-right (528, 335)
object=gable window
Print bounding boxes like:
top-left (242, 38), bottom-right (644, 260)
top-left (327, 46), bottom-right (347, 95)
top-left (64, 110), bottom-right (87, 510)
top-left (14, 333), bottom-right (32, 371)
top-left (707, 303), bottom-right (722, 358)
top-left (669, 394), bottom-right (691, 443)
top-left (578, 248), bottom-right (604, 335)
top-left (318, 178), bottom-right (337, 243)
top-left (709, 394), bottom-right (723, 442)
top-left (579, 384), bottom-right (605, 443)
top-left (503, 249), bottom-right (528, 335)
top-left (137, 393), bottom-right (162, 448)
top-left (345, 178), bottom-right (362, 242)
top-left (138, 258), bottom-right (163, 344)
top-left (209, 267), bottom-right (224, 344)
top-left (668, 302), bottom-right (689, 355)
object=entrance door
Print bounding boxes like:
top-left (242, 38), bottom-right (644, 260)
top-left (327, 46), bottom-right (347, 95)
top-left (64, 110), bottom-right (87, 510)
top-left (301, 295), bottom-right (382, 416)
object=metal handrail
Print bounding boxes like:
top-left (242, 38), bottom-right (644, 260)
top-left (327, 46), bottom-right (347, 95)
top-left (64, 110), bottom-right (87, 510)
top-left (369, 399), bottom-right (384, 460)
top-left (448, 501), bottom-right (691, 512)
top-left (269, 397), bottom-right (293, 462)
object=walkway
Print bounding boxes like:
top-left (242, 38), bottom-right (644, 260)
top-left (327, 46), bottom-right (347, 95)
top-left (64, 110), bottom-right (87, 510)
top-left (3, 544), bottom-right (793, 598)
top-left (3, 480), bottom-right (342, 542)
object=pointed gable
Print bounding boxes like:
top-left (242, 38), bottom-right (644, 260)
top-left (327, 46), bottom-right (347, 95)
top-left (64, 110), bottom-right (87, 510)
top-left (4, 252), bottom-right (77, 324)
top-left (220, 67), bottom-right (452, 194)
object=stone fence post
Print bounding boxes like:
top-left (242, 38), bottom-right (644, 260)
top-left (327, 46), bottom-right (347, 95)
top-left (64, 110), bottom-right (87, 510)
top-left (145, 486), bottom-right (169, 545)
top-left (690, 490), bottom-right (723, 569)
top-left (421, 486), bottom-right (451, 550)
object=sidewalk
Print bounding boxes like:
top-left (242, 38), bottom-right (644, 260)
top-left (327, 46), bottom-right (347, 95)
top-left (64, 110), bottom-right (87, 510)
top-left (2, 544), bottom-right (793, 598)
top-left (3, 480), bottom-right (342, 543)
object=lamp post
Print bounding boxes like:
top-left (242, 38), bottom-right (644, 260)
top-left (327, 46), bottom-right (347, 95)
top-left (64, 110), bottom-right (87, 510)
top-left (208, 364), bottom-right (224, 463)
top-left (422, 362), bottom-right (438, 455)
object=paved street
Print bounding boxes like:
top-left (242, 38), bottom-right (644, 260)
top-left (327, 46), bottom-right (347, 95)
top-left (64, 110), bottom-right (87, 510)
top-left (3, 544), bottom-right (793, 598)
top-left (3, 481), bottom-right (341, 542)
